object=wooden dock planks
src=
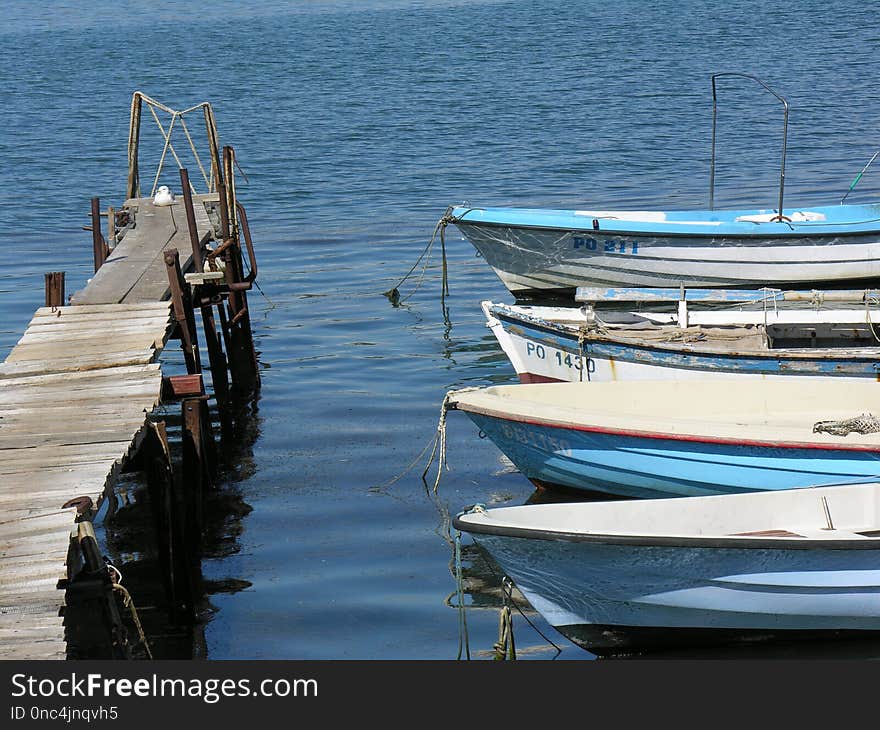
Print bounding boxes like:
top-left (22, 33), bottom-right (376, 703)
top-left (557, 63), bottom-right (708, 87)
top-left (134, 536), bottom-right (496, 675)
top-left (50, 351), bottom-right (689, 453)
top-left (0, 302), bottom-right (172, 659)
top-left (70, 193), bottom-right (218, 306)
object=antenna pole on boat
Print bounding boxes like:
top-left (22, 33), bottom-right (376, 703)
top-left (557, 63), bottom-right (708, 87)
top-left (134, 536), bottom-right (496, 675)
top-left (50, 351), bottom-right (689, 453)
top-left (841, 149), bottom-right (880, 204)
top-left (709, 73), bottom-right (789, 219)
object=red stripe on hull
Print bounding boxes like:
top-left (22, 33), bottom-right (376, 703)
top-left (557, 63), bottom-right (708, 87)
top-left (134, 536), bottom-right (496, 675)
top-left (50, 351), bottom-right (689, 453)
top-left (518, 372), bottom-right (565, 384)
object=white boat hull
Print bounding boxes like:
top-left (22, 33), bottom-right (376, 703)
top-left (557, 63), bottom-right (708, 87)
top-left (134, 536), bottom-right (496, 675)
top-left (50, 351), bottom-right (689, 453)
top-left (483, 301), bottom-right (880, 384)
top-left (452, 207), bottom-right (880, 296)
top-left (471, 532), bottom-right (880, 654)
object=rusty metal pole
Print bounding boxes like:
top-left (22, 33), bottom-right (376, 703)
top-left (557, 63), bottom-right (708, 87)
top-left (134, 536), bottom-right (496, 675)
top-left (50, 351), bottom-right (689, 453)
top-left (164, 249), bottom-right (202, 375)
top-left (179, 167), bottom-right (230, 416)
top-left (44, 272), bottom-right (65, 307)
top-left (90, 197), bottom-right (108, 272)
top-left (178, 168), bottom-right (203, 273)
top-left (217, 147), bottom-right (260, 395)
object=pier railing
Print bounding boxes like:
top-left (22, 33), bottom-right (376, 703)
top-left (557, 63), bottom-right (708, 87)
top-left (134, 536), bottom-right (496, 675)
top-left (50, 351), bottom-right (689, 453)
top-left (127, 91), bottom-right (222, 201)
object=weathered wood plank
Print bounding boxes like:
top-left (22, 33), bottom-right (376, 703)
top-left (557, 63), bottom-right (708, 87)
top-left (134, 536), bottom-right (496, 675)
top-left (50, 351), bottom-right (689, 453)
top-left (0, 350), bottom-right (157, 378)
top-left (0, 363), bottom-right (159, 389)
top-left (6, 338), bottom-right (168, 361)
top-left (17, 323), bottom-right (170, 342)
top-left (33, 302), bottom-right (171, 317)
top-left (0, 214), bottom-right (197, 658)
top-left (0, 425), bottom-right (147, 450)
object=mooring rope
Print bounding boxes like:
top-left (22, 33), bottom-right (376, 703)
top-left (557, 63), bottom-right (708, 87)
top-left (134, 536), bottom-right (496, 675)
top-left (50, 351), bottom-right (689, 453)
top-left (384, 207), bottom-right (455, 305)
top-left (107, 562), bottom-right (153, 660)
top-left (454, 531), bottom-right (471, 660)
top-left (865, 293), bottom-right (880, 344)
top-left (475, 542), bottom-right (563, 658)
top-left (492, 577), bottom-right (518, 661)
top-left (422, 387), bottom-right (481, 494)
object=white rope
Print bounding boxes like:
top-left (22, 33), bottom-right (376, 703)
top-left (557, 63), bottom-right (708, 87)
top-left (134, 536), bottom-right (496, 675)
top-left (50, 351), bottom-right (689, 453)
top-left (422, 387), bottom-right (481, 494)
top-left (865, 293), bottom-right (880, 344)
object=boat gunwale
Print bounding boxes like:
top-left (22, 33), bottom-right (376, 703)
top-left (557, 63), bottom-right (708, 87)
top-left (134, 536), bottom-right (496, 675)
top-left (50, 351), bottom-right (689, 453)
top-left (451, 212), bottom-right (880, 240)
top-left (452, 514), bottom-right (880, 550)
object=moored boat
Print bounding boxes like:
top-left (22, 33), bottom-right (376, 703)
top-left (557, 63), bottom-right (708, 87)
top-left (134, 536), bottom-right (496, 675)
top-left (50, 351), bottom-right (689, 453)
top-left (447, 379), bottom-right (880, 498)
top-left (483, 288), bottom-right (880, 384)
top-left (448, 74), bottom-right (880, 298)
top-left (450, 203), bottom-right (880, 297)
top-left (453, 482), bottom-right (880, 655)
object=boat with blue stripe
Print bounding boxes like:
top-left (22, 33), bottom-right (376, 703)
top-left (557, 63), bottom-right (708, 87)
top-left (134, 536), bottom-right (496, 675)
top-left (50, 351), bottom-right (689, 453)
top-left (448, 74), bottom-right (880, 297)
top-left (447, 379), bottom-right (880, 498)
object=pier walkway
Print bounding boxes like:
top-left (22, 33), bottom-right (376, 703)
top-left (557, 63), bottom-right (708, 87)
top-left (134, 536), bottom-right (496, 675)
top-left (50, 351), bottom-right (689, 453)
top-left (0, 302), bottom-right (173, 658)
top-left (0, 92), bottom-right (259, 661)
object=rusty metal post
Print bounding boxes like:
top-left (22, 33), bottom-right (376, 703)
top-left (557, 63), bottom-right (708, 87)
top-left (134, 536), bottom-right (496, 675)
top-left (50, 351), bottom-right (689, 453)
top-left (216, 147), bottom-right (261, 395)
top-left (44, 272), bottom-right (65, 307)
top-left (164, 249), bottom-right (202, 376)
top-left (91, 197), bottom-right (109, 272)
top-left (180, 166), bottom-right (230, 413)
top-left (178, 168), bottom-right (203, 272)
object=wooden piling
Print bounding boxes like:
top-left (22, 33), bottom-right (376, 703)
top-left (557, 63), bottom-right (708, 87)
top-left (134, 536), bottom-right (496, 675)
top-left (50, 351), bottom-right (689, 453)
top-left (181, 398), bottom-right (206, 557)
top-left (61, 522), bottom-right (132, 659)
top-left (44, 271), bottom-right (65, 307)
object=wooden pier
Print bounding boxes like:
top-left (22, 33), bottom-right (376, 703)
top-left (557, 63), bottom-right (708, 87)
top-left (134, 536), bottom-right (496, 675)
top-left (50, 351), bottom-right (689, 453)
top-left (0, 92), bottom-right (260, 659)
top-left (0, 303), bottom-right (172, 659)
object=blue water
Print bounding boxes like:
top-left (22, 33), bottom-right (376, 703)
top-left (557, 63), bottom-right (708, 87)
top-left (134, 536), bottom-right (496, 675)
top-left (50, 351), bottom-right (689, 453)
top-left (3, 0), bottom-right (880, 659)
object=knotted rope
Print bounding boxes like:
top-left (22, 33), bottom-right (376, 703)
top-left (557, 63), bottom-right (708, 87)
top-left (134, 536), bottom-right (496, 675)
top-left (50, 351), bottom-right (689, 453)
top-left (493, 577), bottom-right (517, 661)
top-left (384, 207), bottom-right (455, 305)
top-left (422, 387), bottom-right (481, 494)
top-left (107, 562), bottom-right (153, 659)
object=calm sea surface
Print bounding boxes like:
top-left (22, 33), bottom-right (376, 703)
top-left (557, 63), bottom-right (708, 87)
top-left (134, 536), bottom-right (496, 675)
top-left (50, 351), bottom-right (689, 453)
top-left (2, 0), bottom-right (880, 660)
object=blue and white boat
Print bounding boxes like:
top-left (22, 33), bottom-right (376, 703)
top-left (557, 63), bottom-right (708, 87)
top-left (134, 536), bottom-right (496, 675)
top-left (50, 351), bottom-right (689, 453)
top-left (450, 204), bottom-right (880, 297)
top-left (453, 482), bottom-right (880, 655)
top-left (447, 379), bottom-right (880, 498)
top-left (482, 288), bottom-right (880, 384)
top-left (448, 74), bottom-right (880, 297)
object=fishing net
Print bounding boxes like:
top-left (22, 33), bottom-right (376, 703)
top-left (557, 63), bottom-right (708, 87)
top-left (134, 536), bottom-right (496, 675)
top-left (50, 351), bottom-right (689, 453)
top-left (813, 413), bottom-right (880, 436)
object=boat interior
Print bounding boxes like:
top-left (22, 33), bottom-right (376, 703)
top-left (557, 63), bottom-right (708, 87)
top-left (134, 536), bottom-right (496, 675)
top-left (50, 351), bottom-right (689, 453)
top-left (453, 379), bottom-right (880, 446)
top-left (459, 482), bottom-right (880, 541)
